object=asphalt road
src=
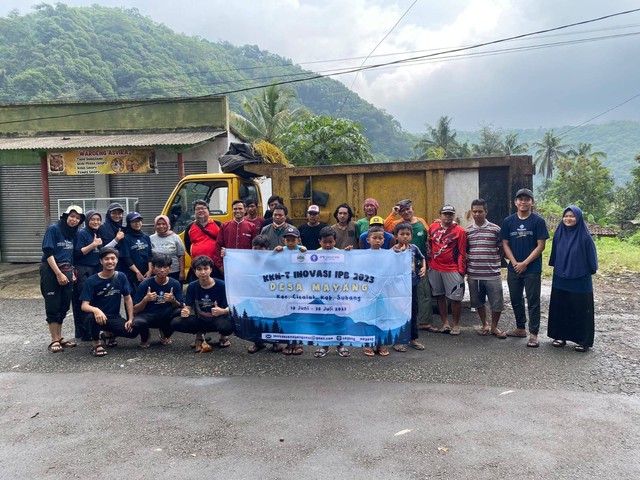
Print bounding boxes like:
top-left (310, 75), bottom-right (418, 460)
top-left (1, 274), bottom-right (639, 479)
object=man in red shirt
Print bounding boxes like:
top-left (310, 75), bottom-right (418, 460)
top-left (214, 199), bottom-right (257, 274)
top-left (184, 199), bottom-right (220, 279)
top-left (428, 204), bottom-right (467, 335)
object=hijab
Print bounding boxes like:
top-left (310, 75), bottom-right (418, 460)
top-left (154, 215), bottom-right (175, 237)
top-left (58, 209), bottom-right (84, 240)
top-left (549, 205), bottom-right (598, 279)
top-left (83, 210), bottom-right (102, 234)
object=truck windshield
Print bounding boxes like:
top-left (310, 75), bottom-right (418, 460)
top-left (168, 181), bottom-right (228, 234)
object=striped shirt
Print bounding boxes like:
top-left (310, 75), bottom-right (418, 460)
top-left (466, 221), bottom-right (502, 280)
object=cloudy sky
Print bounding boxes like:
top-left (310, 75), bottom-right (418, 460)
top-left (2, 0), bottom-right (640, 132)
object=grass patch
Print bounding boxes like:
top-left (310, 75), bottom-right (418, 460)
top-left (542, 236), bottom-right (640, 277)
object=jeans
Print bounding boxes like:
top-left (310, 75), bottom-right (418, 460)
top-left (506, 270), bottom-right (541, 335)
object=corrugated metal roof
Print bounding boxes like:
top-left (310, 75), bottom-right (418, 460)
top-left (0, 130), bottom-right (225, 150)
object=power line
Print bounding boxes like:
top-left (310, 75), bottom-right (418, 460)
top-left (337, 0), bottom-right (418, 116)
top-left (558, 92), bottom-right (640, 138)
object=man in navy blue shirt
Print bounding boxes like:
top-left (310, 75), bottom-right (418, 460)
top-left (500, 189), bottom-right (549, 348)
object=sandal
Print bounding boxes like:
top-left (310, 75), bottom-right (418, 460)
top-left (271, 344), bottom-right (284, 353)
top-left (337, 346), bottom-right (350, 357)
top-left (491, 329), bottom-right (508, 339)
top-left (477, 328), bottom-right (491, 336)
top-left (450, 327), bottom-right (461, 336)
top-left (140, 340), bottom-right (151, 349)
top-left (59, 338), bottom-right (77, 349)
top-left (282, 345), bottom-right (294, 356)
top-left (48, 341), bottom-right (63, 353)
top-left (574, 345), bottom-right (589, 352)
top-left (292, 345), bottom-right (304, 356)
top-left (200, 339), bottom-right (213, 353)
top-left (218, 336), bottom-right (231, 348)
top-left (100, 332), bottom-right (118, 348)
top-left (527, 339), bottom-right (539, 348)
top-left (194, 338), bottom-right (203, 353)
top-left (159, 335), bottom-right (173, 346)
top-left (377, 346), bottom-right (389, 356)
top-left (248, 343), bottom-right (266, 354)
top-left (314, 347), bottom-right (328, 358)
top-left (91, 345), bottom-right (108, 357)
top-left (363, 347), bottom-right (375, 357)
top-left (392, 344), bottom-right (407, 352)
top-left (409, 341), bottom-right (426, 350)
top-left (552, 339), bottom-right (567, 348)
top-left (440, 327), bottom-right (452, 334)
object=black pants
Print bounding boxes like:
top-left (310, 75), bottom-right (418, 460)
top-left (40, 263), bottom-right (73, 324)
top-left (133, 308), bottom-right (181, 338)
top-left (170, 314), bottom-right (234, 336)
top-left (71, 264), bottom-right (97, 339)
top-left (87, 313), bottom-right (150, 343)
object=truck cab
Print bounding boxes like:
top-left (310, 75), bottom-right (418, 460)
top-left (162, 173), bottom-right (263, 235)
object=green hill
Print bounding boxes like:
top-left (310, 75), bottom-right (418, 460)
top-left (0, 3), bottom-right (415, 159)
top-left (457, 121), bottom-right (640, 185)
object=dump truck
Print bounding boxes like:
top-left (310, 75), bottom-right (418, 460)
top-left (162, 155), bottom-right (534, 236)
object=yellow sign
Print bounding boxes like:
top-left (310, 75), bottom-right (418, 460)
top-left (47, 149), bottom-right (157, 175)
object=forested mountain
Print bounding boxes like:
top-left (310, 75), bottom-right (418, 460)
top-left (457, 121), bottom-right (640, 185)
top-left (0, 3), bottom-right (415, 158)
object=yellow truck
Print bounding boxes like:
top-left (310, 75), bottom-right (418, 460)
top-left (162, 155), bottom-right (534, 235)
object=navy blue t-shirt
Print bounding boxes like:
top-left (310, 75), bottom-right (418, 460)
top-left (185, 279), bottom-right (228, 318)
top-left (134, 277), bottom-right (184, 315)
top-left (74, 228), bottom-right (101, 267)
top-left (41, 223), bottom-right (74, 263)
top-left (500, 212), bottom-right (549, 273)
top-left (80, 271), bottom-right (132, 316)
top-left (120, 233), bottom-right (152, 268)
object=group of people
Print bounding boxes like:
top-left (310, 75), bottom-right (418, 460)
top-left (40, 188), bottom-right (598, 358)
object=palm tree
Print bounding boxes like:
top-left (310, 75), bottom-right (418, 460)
top-left (502, 133), bottom-right (529, 155)
top-left (471, 124), bottom-right (503, 156)
top-left (414, 115), bottom-right (461, 159)
top-left (533, 131), bottom-right (570, 179)
top-left (567, 142), bottom-right (607, 161)
top-left (230, 84), bottom-right (307, 146)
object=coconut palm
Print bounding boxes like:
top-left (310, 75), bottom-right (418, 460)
top-left (567, 142), bottom-right (607, 161)
top-left (415, 115), bottom-right (461, 159)
top-left (230, 84), bottom-right (307, 146)
top-left (533, 131), bottom-right (570, 178)
top-left (502, 133), bottom-right (529, 155)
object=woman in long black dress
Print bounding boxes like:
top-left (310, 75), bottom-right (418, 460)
top-left (547, 205), bottom-right (598, 352)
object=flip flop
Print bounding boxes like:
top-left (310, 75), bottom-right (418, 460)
top-left (314, 347), bottom-right (328, 358)
top-left (363, 347), bottom-right (375, 357)
top-left (440, 327), bottom-right (452, 334)
top-left (337, 346), bottom-right (350, 357)
top-left (507, 330), bottom-right (528, 338)
top-left (271, 344), bottom-right (284, 353)
top-left (409, 341), bottom-right (426, 350)
top-left (526, 340), bottom-right (539, 348)
top-left (248, 343), bottom-right (266, 354)
top-left (48, 341), bottom-right (63, 353)
top-left (59, 338), bottom-right (77, 349)
top-left (450, 328), bottom-right (461, 336)
top-left (477, 328), bottom-right (491, 336)
top-left (491, 330), bottom-right (508, 339)
top-left (392, 344), bottom-right (407, 352)
top-left (218, 337), bottom-right (231, 348)
top-left (552, 339), bottom-right (567, 348)
top-left (377, 346), bottom-right (390, 356)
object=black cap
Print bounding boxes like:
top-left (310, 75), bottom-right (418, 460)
top-left (515, 188), bottom-right (534, 199)
top-left (440, 204), bottom-right (456, 214)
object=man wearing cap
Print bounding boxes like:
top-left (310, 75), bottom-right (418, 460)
top-left (384, 199), bottom-right (433, 329)
top-left (299, 205), bottom-right (327, 250)
top-left (428, 204), bottom-right (467, 335)
top-left (500, 188), bottom-right (549, 347)
top-left (355, 198), bottom-right (380, 238)
top-left (260, 204), bottom-right (291, 249)
top-left (184, 199), bottom-right (221, 279)
top-left (359, 216), bottom-right (395, 249)
top-left (213, 199), bottom-right (258, 275)
top-left (119, 212), bottom-right (153, 291)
